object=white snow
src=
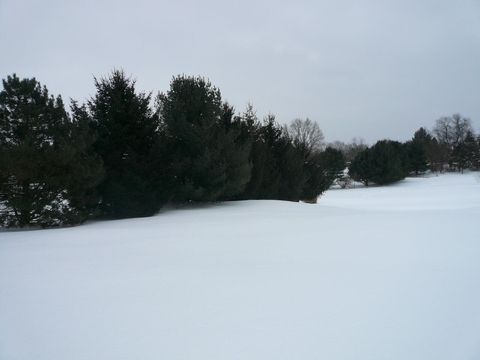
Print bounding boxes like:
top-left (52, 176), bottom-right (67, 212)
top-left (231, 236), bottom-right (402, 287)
top-left (1, 173), bottom-right (480, 360)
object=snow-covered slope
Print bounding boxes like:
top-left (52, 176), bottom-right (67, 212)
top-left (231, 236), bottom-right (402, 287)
top-left (1, 173), bottom-right (480, 360)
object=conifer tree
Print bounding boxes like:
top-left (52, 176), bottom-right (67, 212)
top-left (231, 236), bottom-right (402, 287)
top-left (349, 140), bottom-right (409, 186)
top-left (0, 75), bottom-right (103, 227)
top-left (451, 131), bottom-right (478, 172)
top-left (408, 128), bottom-right (430, 174)
top-left (157, 75), bottom-right (251, 202)
top-left (406, 141), bottom-right (427, 175)
top-left (88, 70), bottom-right (161, 218)
top-left (349, 147), bottom-right (374, 186)
top-left (319, 147), bottom-right (346, 186)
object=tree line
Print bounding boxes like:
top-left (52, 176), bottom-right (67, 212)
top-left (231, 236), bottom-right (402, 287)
top-left (1, 72), bottom-right (478, 228)
top-left (0, 71), bottom-right (346, 228)
top-left (339, 115), bottom-right (480, 187)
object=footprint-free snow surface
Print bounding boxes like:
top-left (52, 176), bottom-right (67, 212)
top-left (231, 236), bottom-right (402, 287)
top-left (1, 173), bottom-right (480, 360)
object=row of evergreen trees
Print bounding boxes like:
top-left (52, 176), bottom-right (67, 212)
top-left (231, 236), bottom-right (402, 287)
top-left (0, 72), bottom-right (346, 228)
top-left (347, 119), bottom-right (480, 186)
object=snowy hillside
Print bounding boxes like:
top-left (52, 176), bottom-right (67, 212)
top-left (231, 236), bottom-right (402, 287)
top-left (1, 173), bottom-right (480, 360)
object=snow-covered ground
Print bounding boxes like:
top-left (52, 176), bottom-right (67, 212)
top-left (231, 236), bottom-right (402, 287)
top-left (1, 173), bottom-right (480, 360)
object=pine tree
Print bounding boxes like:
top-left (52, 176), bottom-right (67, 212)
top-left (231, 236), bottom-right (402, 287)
top-left (463, 131), bottom-right (479, 170)
top-left (242, 114), bottom-right (281, 199)
top-left (451, 131), bottom-right (478, 172)
top-left (157, 75), bottom-right (251, 202)
top-left (349, 140), bottom-right (408, 186)
top-left (320, 147), bottom-right (346, 185)
top-left (348, 147), bottom-right (374, 186)
top-left (0, 75), bottom-right (103, 227)
top-left (407, 128), bottom-right (429, 175)
top-left (406, 140), bottom-right (427, 175)
top-left (88, 70), bottom-right (161, 218)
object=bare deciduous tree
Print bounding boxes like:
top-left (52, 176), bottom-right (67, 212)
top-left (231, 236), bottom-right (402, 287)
top-left (328, 138), bottom-right (367, 163)
top-left (433, 114), bottom-right (472, 148)
top-left (287, 118), bottom-right (325, 156)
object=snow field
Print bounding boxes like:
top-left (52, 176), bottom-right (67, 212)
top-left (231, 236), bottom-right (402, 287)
top-left (1, 173), bottom-right (480, 360)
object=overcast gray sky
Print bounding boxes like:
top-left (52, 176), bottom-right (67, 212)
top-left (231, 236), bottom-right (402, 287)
top-left (1, 0), bottom-right (479, 143)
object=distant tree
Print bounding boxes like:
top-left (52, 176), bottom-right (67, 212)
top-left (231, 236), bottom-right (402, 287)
top-left (433, 116), bottom-right (455, 148)
top-left (475, 135), bottom-right (480, 170)
top-left (0, 75), bottom-right (103, 227)
top-left (329, 138), bottom-right (368, 164)
top-left (88, 70), bottom-right (161, 218)
top-left (348, 147), bottom-right (374, 186)
top-left (432, 114), bottom-right (475, 172)
top-left (450, 114), bottom-right (473, 147)
top-left (349, 140), bottom-right (409, 186)
top-left (433, 114), bottom-right (473, 151)
top-left (463, 131), bottom-right (479, 170)
top-left (300, 147), bottom-right (346, 202)
top-left (241, 114), bottom-right (313, 202)
top-left (451, 131), bottom-right (478, 172)
top-left (450, 142), bottom-right (469, 173)
top-left (320, 147), bottom-right (346, 185)
top-left (287, 118), bottom-right (325, 156)
top-left (406, 128), bottom-right (429, 175)
top-left (157, 75), bottom-right (251, 202)
top-left (300, 151), bottom-right (328, 202)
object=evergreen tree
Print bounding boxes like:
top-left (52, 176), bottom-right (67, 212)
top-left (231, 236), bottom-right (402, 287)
top-left (88, 70), bottom-right (161, 218)
top-left (239, 113), bottom-right (308, 201)
top-left (406, 141), bottom-right (426, 175)
top-left (275, 131), bottom-right (305, 201)
top-left (217, 102), bottom-right (253, 200)
top-left (320, 147), bottom-right (346, 185)
top-left (451, 131), bottom-right (478, 172)
top-left (236, 105), bottom-right (266, 199)
top-left (348, 147), bottom-right (374, 186)
top-left (0, 75), bottom-right (103, 227)
top-left (450, 142), bottom-right (469, 172)
top-left (407, 128), bottom-right (434, 173)
top-left (463, 131), bottom-right (479, 170)
top-left (349, 140), bottom-right (409, 186)
top-left (157, 75), bottom-right (251, 202)
top-left (475, 136), bottom-right (480, 170)
top-left (67, 102), bottom-right (105, 220)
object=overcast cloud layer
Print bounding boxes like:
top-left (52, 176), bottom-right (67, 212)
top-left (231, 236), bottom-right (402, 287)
top-left (1, 0), bottom-right (479, 142)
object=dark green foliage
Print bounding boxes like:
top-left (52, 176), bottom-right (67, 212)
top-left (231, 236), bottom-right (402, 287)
top-left (410, 127), bottom-right (445, 172)
top-left (451, 131), bottom-right (479, 172)
top-left (88, 70), bottom-right (161, 218)
top-left (475, 136), bottom-right (480, 169)
top-left (0, 75), bottom-right (103, 227)
top-left (320, 147), bottom-right (346, 185)
top-left (239, 114), bottom-right (308, 201)
top-left (406, 128), bottom-right (429, 174)
top-left (242, 114), bottom-right (282, 199)
top-left (157, 76), bottom-right (251, 202)
top-left (300, 147), bottom-right (345, 202)
top-left (68, 103), bottom-right (106, 220)
top-left (463, 131), bottom-right (479, 170)
top-left (348, 147), bottom-right (375, 186)
top-left (274, 131), bottom-right (305, 201)
top-left (406, 141), bottom-right (427, 175)
top-left (349, 140), bottom-right (409, 186)
top-left (300, 152), bottom-right (327, 202)
top-left (451, 142), bottom-right (469, 172)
